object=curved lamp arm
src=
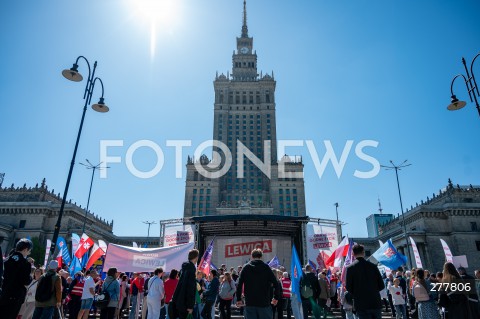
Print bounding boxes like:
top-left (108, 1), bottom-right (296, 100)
top-left (74, 56), bottom-right (93, 100)
top-left (450, 74), bottom-right (471, 101)
top-left (89, 77), bottom-right (105, 105)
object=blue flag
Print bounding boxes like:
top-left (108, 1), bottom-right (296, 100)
top-left (56, 237), bottom-right (71, 266)
top-left (69, 256), bottom-right (82, 276)
top-left (268, 256), bottom-right (281, 268)
top-left (291, 245), bottom-right (304, 303)
top-left (373, 239), bottom-right (407, 270)
top-left (210, 262), bottom-right (218, 271)
top-left (308, 259), bottom-right (317, 271)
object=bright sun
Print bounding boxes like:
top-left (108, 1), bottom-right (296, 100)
top-left (127, 0), bottom-right (181, 59)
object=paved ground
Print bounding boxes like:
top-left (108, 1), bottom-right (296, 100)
top-left (80, 305), bottom-right (395, 319)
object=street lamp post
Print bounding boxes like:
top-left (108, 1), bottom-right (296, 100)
top-left (447, 52), bottom-right (480, 116)
top-left (334, 202), bottom-right (342, 242)
top-left (381, 160), bottom-right (413, 269)
top-left (143, 221), bottom-right (157, 247)
top-left (79, 159), bottom-right (109, 234)
top-left (49, 56), bottom-right (109, 259)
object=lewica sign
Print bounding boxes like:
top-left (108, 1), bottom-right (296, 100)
top-left (225, 240), bottom-right (273, 258)
top-left (133, 254), bottom-right (166, 269)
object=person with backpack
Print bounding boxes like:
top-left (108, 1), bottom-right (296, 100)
top-left (98, 267), bottom-right (120, 319)
top-left (32, 260), bottom-right (62, 319)
top-left (301, 264), bottom-right (321, 319)
top-left (129, 273), bottom-right (145, 319)
top-left (218, 272), bottom-right (236, 319)
top-left (0, 238), bottom-right (34, 319)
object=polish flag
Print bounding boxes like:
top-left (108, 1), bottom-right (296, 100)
top-left (56, 251), bottom-right (63, 268)
top-left (85, 240), bottom-right (108, 270)
top-left (325, 236), bottom-right (350, 268)
top-left (75, 233), bottom-right (94, 259)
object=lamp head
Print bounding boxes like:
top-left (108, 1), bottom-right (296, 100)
top-left (92, 97), bottom-right (109, 113)
top-left (62, 63), bottom-right (83, 82)
top-left (447, 95), bottom-right (466, 111)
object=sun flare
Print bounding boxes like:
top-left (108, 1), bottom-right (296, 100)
top-left (127, 0), bottom-right (181, 59)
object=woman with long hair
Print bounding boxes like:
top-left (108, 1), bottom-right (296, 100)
top-left (217, 272), bottom-right (236, 319)
top-left (18, 268), bottom-right (43, 319)
top-left (438, 262), bottom-right (473, 319)
top-left (116, 274), bottom-right (128, 319)
top-left (412, 269), bottom-right (439, 319)
top-left (100, 267), bottom-right (120, 319)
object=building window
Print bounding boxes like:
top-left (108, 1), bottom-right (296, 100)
top-left (192, 196), bottom-right (196, 201)
top-left (200, 189), bottom-right (204, 194)
top-left (471, 222), bottom-right (478, 231)
top-left (19, 220), bottom-right (26, 229)
top-left (199, 196), bottom-right (204, 201)
top-left (279, 189), bottom-right (283, 194)
top-left (192, 203), bottom-right (196, 208)
top-left (193, 189), bottom-right (197, 194)
top-left (476, 241), bottom-right (480, 251)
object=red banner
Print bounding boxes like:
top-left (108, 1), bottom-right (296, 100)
top-left (225, 240), bottom-right (272, 258)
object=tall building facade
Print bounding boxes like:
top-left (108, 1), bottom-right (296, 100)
top-left (183, 1), bottom-right (306, 218)
top-left (366, 213), bottom-right (394, 237)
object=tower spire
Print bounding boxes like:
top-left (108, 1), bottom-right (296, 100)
top-left (241, 0), bottom-right (248, 38)
top-left (378, 197), bottom-right (383, 213)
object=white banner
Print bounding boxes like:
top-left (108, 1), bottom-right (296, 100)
top-left (103, 242), bottom-right (194, 272)
top-left (163, 224), bottom-right (195, 247)
top-left (207, 236), bottom-right (291, 269)
top-left (409, 237), bottom-right (423, 269)
top-left (439, 239), bottom-right (453, 263)
top-left (306, 224), bottom-right (338, 269)
top-left (44, 239), bottom-right (52, 267)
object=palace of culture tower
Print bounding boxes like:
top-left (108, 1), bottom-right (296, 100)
top-left (183, 1), bottom-right (307, 219)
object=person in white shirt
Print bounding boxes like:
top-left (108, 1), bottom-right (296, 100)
top-left (388, 278), bottom-right (406, 319)
top-left (78, 270), bottom-right (98, 319)
top-left (147, 268), bottom-right (165, 319)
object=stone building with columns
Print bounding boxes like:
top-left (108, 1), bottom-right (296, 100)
top-left (0, 179), bottom-right (118, 253)
top-left (355, 180), bottom-right (480, 272)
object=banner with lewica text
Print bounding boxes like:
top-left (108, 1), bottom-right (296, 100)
top-left (162, 224), bottom-right (195, 247)
top-left (306, 224), bottom-right (338, 269)
top-left (103, 242), bottom-right (194, 272)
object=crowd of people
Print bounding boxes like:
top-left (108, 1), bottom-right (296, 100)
top-left (0, 239), bottom-right (479, 319)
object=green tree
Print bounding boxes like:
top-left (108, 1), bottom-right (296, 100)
top-left (30, 237), bottom-right (45, 268)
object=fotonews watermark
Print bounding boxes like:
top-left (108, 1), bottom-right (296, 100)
top-left (99, 139), bottom-right (380, 179)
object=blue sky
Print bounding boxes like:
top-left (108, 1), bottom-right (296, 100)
top-left (1, 0), bottom-right (479, 239)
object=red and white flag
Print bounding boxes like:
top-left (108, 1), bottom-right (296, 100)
top-left (409, 237), bottom-right (423, 268)
top-left (439, 239), bottom-right (453, 263)
top-left (75, 233), bottom-right (94, 259)
top-left (56, 251), bottom-right (63, 267)
top-left (85, 240), bottom-right (108, 270)
top-left (325, 236), bottom-right (349, 268)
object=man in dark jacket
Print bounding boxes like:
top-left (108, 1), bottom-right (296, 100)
top-left (301, 264), bottom-right (321, 319)
top-left (170, 249), bottom-right (199, 319)
top-left (346, 244), bottom-right (384, 319)
top-left (0, 238), bottom-right (33, 319)
top-left (236, 248), bottom-right (281, 319)
top-left (201, 269), bottom-right (219, 319)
